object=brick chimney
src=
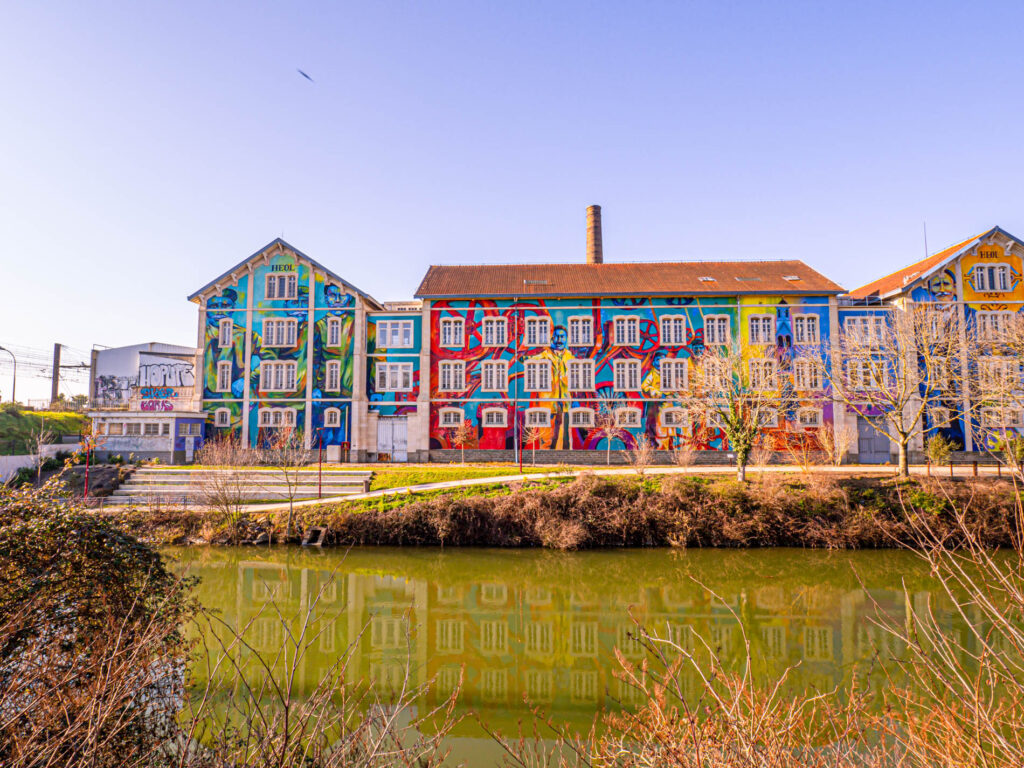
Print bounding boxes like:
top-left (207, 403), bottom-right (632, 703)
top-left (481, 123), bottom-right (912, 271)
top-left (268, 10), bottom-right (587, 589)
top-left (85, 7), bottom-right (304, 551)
top-left (586, 204), bottom-right (603, 264)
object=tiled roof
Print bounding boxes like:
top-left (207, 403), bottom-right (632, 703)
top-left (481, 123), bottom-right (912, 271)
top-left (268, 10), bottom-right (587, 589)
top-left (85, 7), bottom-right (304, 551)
top-left (415, 260), bottom-right (844, 298)
top-left (847, 230), bottom-right (992, 300)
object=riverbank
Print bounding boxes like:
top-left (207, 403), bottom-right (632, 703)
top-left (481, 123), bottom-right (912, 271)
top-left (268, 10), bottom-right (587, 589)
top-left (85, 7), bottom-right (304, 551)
top-left (105, 472), bottom-right (1020, 549)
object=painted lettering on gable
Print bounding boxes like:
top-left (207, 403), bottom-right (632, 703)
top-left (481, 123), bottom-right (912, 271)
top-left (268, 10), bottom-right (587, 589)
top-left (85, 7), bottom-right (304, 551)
top-left (271, 263), bottom-right (295, 272)
top-left (978, 245), bottom-right (1004, 259)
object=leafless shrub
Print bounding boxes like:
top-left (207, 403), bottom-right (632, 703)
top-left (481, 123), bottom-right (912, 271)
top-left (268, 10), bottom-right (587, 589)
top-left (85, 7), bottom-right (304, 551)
top-left (784, 430), bottom-right (823, 474)
top-left (816, 421), bottom-right (854, 467)
top-left (596, 412), bottom-right (623, 465)
top-left (451, 419), bottom-right (475, 464)
top-left (750, 439), bottom-right (773, 473)
top-left (523, 425), bottom-right (543, 466)
top-left (194, 435), bottom-right (260, 540)
top-left (627, 433), bottom-right (655, 475)
top-left (260, 426), bottom-right (310, 540)
top-left (671, 441), bottom-right (696, 467)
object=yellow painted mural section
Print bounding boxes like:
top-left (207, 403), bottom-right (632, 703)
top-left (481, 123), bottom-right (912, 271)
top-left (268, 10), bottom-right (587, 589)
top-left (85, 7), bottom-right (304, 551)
top-left (961, 242), bottom-right (1024, 305)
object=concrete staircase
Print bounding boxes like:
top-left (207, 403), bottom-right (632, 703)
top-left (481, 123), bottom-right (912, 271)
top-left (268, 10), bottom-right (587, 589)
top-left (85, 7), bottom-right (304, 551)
top-left (101, 467), bottom-right (373, 507)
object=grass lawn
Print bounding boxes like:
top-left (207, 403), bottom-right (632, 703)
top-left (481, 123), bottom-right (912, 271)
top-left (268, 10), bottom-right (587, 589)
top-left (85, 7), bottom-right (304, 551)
top-left (325, 476), bottom-right (574, 514)
top-left (368, 465), bottom-right (528, 491)
top-left (0, 409), bottom-right (87, 455)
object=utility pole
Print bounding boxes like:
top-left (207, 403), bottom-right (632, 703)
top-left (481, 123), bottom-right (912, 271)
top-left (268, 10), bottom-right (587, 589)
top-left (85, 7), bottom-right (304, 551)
top-left (51, 343), bottom-right (61, 406)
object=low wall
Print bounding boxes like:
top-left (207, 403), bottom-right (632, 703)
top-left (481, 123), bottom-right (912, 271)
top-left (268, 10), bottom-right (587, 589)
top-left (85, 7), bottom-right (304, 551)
top-left (0, 445), bottom-right (64, 483)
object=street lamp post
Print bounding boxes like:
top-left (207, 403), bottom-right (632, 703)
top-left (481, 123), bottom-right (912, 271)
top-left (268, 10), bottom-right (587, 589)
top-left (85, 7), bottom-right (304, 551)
top-left (0, 346), bottom-right (15, 403)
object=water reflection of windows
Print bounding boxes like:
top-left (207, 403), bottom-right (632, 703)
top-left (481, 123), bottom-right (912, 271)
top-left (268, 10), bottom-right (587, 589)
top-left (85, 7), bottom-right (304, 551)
top-left (371, 616), bottom-right (405, 650)
top-left (571, 670), bottom-right (598, 703)
top-left (370, 662), bottom-right (404, 692)
top-left (252, 616), bottom-right (282, 651)
top-left (524, 669), bottom-right (553, 702)
top-left (661, 584), bottom-right (693, 608)
top-left (616, 676), bottom-right (647, 707)
top-left (804, 626), bottom-right (833, 661)
top-left (526, 621), bottom-right (553, 655)
top-left (526, 586), bottom-right (551, 605)
top-left (480, 583), bottom-right (507, 604)
top-left (481, 669), bottom-right (508, 702)
top-left (252, 579), bottom-right (284, 602)
top-left (667, 623), bottom-right (697, 653)
top-left (436, 585), bottom-right (461, 603)
top-left (617, 623), bottom-right (645, 658)
top-left (761, 626), bottom-right (786, 659)
top-left (436, 619), bottom-right (464, 653)
top-left (316, 579), bottom-right (338, 603)
top-left (319, 619), bottom-right (337, 653)
top-left (856, 624), bottom-right (904, 660)
top-left (709, 624), bottom-right (736, 655)
top-left (436, 665), bottom-right (461, 697)
top-left (571, 622), bottom-right (598, 656)
top-left (481, 621), bottom-right (508, 654)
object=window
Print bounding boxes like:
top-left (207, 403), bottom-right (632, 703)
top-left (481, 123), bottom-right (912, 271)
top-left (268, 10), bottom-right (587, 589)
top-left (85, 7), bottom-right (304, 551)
top-left (440, 318), bottom-right (464, 348)
top-left (660, 359), bottom-right (688, 391)
top-left (436, 620), bottom-right (464, 654)
top-left (265, 272), bottom-right (297, 299)
top-left (525, 359), bottom-right (552, 391)
top-left (929, 406), bottom-right (951, 427)
top-left (793, 314), bottom-right (820, 344)
top-left (216, 361), bottom-right (232, 393)
top-left (797, 408), bottom-right (822, 428)
top-left (108, 422), bottom-right (124, 436)
top-left (614, 316), bottom-right (640, 346)
top-left (748, 315), bottom-right (775, 345)
top-left (480, 621), bottom-right (508, 653)
top-left (977, 311), bottom-right (1014, 341)
top-left (482, 408), bottom-right (507, 428)
top-left (482, 317), bottom-right (507, 346)
top-left (701, 357), bottom-right (729, 390)
top-left (438, 407), bottom-right (463, 428)
top-left (526, 622), bottom-right (553, 655)
top-left (748, 359), bottom-right (777, 390)
top-left (793, 359), bottom-right (821, 390)
top-left (844, 316), bottom-right (886, 344)
top-left (704, 315), bottom-right (730, 345)
top-left (324, 407), bottom-right (341, 427)
top-left (214, 408), bottom-right (230, 427)
top-left (973, 263), bottom-right (1011, 292)
top-left (259, 361), bottom-right (297, 392)
top-left (926, 358), bottom-right (949, 389)
top-left (847, 359), bottom-right (884, 389)
top-left (178, 422), bottom-right (202, 436)
top-left (326, 360), bottom-right (341, 391)
top-left (981, 407), bottom-right (1023, 428)
top-left (125, 423), bottom-right (141, 436)
top-left (258, 407), bottom-right (297, 427)
top-left (568, 359), bottom-right (595, 391)
top-left (568, 316), bottom-right (594, 346)
top-left (525, 408), bottom-right (551, 427)
top-left (376, 362), bottom-right (414, 392)
top-left (377, 319), bottom-right (414, 348)
top-left (569, 407), bottom-right (595, 428)
top-left (481, 360), bottom-right (508, 392)
top-left (327, 317), bottom-right (342, 347)
top-left (161, 422), bottom-right (170, 436)
top-left (979, 357), bottom-right (1019, 389)
top-left (144, 422), bottom-right (160, 437)
top-left (524, 317), bottom-right (551, 346)
top-left (660, 315), bottom-right (687, 346)
top-left (613, 359), bottom-right (641, 391)
top-left (660, 408), bottom-right (688, 427)
top-left (438, 361), bottom-right (465, 391)
top-left (758, 408), bottom-right (778, 427)
top-left (264, 318), bottom-right (298, 347)
top-left (614, 407), bottom-right (641, 428)
top-left (218, 319), bottom-right (233, 348)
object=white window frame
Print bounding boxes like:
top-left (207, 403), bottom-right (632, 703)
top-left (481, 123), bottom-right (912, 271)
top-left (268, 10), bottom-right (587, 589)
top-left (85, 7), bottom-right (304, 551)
top-left (377, 319), bottom-right (414, 349)
top-left (438, 407), bottom-right (464, 428)
top-left (844, 315), bottom-right (886, 344)
top-left (568, 407), bottom-right (595, 428)
top-left (480, 360), bottom-right (509, 392)
top-left (704, 315), bottom-right (731, 345)
top-left (214, 408), bottom-right (230, 427)
top-left (979, 356), bottom-right (1019, 389)
top-left (259, 361), bottom-right (298, 393)
top-left (659, 315), bottom-right (688, 346)
top-left (846, 359), bottom-right (884, 389)
top-left (926, 357), bottom-right (949, 389)
top-left (438, 361), bottom-right (466, 392)
top-left (797, 407), bottom-right (822, 428)
top-left (482, 408), bottom-right (507, 428)
top-left (748, 359), bottom-right (777, 391)
top-left (125, 422), bottom-right (141, 436)
top-left (793, 313), bottom-right (821, 344)
top-left (793, 358), bottom-right (822, 390)
top-left (216, 361), bottom-right (232, 393)
top-left (524, 317), bottom-right (552, 347)
top-left (758, 408), bottom-right (779, 427)
top-left (263, 318), bottom-right (298, 347)
top-left (524, 359), bottom-right (552, 392)
top-left (440, 317), bottom-right (465, 348)
top-left (326, 317), bottom-right (342, 347)
top-left (265, 271), bottom-right (298, 300)
top-left (973, 263), bottom-right (1011, 293)
top-left (568, 316), bottom-right (594, 346)
top-left (257, 407), bottom-right (297, 428)
top-left (325, 360), bottom-right (341, 392)
top-left (568, 359), bottom-right (595, 391)
top-left (980, 406), bottom-right (1023, 428)
top-left (660, 358), bottom-right (688, 391)
top-left (324, 407), bottom-right (342, 428)
top-left (108, 422), bottom-right (124, 436)
top-left (613, 359), bottom-right (641, 392)
top-left (613, 316), bottom-right (640, 347)
top-left (977, 311), bottom-right (1014, 341)
top-left (929, 406), bottom-right (951, 428)
top-left (218, 318), bottom-right (233, 348)
top-left (143, 422), bottom-right (160, 437)
top-left (375, 362), bottom-right (414, 392)
top-left (481, 317), bottom-right (508, 347)
top-left (660, 407), bottom-right (689, 428)
top-left (614, 407), bottom-right (642, 428)
top-left (525, 408), bottom-right (551, 427)
top-left (701, 357), bottom-right (729, 390)
top-left (748, 314), bottom-right (775, 345)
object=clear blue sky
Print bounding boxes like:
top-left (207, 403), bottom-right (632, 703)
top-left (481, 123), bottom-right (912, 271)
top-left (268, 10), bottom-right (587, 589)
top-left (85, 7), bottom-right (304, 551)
top-left (3, 1), bottom-right (1024, 397)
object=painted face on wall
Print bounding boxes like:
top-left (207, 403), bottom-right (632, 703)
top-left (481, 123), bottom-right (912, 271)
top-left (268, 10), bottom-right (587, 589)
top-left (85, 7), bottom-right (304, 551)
top-left (207, 290), bottom-right (237, 318)
top-left (551, 325), bottom-right (568, 351)
top-left (928, 271), bottom-right (956, 301)
top-left (325, 285), bottom-right (354, 308)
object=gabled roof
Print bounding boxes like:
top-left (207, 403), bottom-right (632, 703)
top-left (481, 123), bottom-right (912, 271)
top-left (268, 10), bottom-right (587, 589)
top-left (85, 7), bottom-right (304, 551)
top-left (415, 260), bottom-right (843, 299)
top-left (848, 226), bottom-right (1023, 300)
top-left (187, 238), bottom-right (381, 307)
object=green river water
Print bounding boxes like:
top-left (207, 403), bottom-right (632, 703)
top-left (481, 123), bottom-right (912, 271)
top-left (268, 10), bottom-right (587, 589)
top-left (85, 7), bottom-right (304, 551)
top-left (166, 546), bottom-right (972, 765)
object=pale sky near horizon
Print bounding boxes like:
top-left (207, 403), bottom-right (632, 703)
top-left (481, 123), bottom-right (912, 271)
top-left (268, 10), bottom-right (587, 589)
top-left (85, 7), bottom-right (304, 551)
top-left (3, 1), bottom-right (1024, 399)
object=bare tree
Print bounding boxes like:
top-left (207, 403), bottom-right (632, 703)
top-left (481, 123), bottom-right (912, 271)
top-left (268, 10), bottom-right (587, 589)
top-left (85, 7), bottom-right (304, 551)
top-left (523, 424), bottom-right (543, 466)
top-left (627, 433), bottom-right (655, 475)
top-left (679, 344), bottom-right (799, 482)
top-left (32, 426), bottom-right (54, 483)
top-left (816, 421), bottom-right (855, 467)
top-left (194, 435), bottom-right (259, 539)
top-left (451, 419), bottom-right (474, 465)
top-left (819, 304), bottom-right (969, 477)
top-left (970, 311), bottom-right (1024, 476)
top-left (596, 411), bottom-right (623, 466)
top-left (260, 426), bottom-right (309, 541)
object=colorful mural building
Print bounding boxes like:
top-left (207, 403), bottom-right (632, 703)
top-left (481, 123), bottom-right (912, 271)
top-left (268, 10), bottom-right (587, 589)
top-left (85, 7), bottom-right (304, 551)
top-left (89, 209), bottom-right (1024, 464)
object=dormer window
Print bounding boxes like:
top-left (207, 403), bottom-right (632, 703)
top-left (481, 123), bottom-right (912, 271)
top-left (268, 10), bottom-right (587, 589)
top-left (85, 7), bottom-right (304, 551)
top-left (973, 263), bottom-right (1011, 293)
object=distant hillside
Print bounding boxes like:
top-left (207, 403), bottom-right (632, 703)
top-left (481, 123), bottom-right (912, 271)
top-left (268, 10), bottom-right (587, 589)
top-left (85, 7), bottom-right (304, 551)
top-left (0, 408), bottom-right (87, 455)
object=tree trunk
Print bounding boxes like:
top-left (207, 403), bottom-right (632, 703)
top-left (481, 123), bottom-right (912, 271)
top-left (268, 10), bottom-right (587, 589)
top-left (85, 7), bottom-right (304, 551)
top-left (898, 439), bottom-right (910, 477)
top-left (736, 462), bottom-right (746, 483)
top-left (607, 441), bottom-right (611, 466)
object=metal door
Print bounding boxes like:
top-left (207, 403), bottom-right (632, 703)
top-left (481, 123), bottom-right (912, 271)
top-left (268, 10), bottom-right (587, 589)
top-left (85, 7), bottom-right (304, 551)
top-left (857, 416), bottom-right (890, 464)
top-left (185, 436), bottom-right (196, 463)
top-left (377, 417), bottom-right (408, 462)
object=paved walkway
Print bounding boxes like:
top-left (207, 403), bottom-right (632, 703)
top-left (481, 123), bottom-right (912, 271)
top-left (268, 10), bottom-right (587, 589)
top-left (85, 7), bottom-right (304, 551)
top-left (242, 463), bottom-right (1008, 514)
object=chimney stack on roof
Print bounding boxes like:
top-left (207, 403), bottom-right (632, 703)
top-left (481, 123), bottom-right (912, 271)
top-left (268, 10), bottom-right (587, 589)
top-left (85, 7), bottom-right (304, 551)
top-left (586, 205), bottom-right (603, 264)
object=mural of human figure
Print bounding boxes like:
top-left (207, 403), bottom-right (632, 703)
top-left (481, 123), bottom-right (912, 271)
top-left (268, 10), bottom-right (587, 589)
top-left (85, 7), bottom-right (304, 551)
top-left (533, 324), bottom-right (573, 448)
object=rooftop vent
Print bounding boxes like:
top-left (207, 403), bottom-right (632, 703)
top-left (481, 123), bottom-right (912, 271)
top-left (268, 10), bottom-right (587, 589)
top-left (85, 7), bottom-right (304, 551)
top-left (699, 276), bottom-right (715, 282)
top-left (783, 275), bottom-right (801, 281)
top-left (735, 276), bottom-right (762, 282)
top-left (524, 279), bottom-right (550, 286)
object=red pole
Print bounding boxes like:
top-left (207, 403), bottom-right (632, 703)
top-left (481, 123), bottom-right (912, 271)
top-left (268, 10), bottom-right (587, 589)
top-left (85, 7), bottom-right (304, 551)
top-left (83, 443), bottom-right (90, 499)
top-left (318, 429), bottom-right (323, 499)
